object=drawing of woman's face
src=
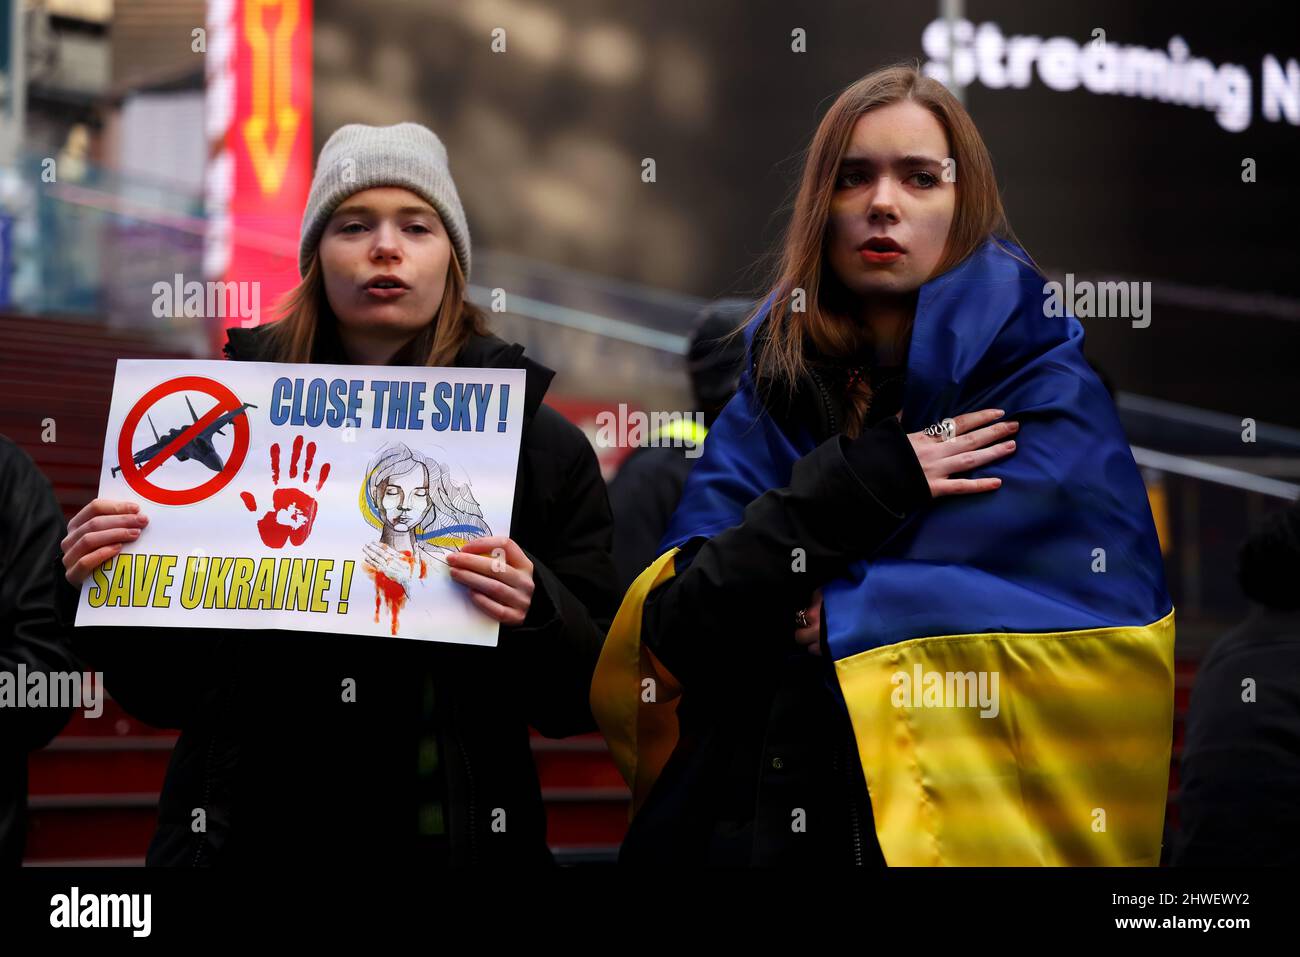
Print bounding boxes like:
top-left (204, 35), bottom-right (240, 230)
top-left (379, 464), bottom-right (433, 532)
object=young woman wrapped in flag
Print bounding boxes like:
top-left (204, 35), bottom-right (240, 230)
top-left (592, 65), bottom-right (1174, 866)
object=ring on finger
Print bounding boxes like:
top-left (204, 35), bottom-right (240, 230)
top-left (923, 417), bottom-right (957, 442)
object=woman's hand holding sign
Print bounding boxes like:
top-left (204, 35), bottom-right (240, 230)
top-left (445, 535), bottom-right (535, 626)
top-left (62, 499), bottom-right (149, 585)
top-left (64, 501), bottom-right (537, 630)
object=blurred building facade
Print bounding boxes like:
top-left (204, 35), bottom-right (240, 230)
top-left (310, 0), bottom-right (1300, 431)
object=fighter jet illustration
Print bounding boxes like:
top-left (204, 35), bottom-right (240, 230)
top-left (112, 396), bottom-right (257, 477)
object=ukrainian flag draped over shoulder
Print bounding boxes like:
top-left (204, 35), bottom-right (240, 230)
top-left (591, 238), bottom-right (1175, 865)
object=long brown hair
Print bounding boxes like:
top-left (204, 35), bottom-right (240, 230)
top-left (753, 63), bottom-right (1027, 437)
top-left (262, 248), bottom-right (489, 366)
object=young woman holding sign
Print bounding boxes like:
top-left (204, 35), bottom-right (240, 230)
top-left (57, 123), bottom-right (620, 866)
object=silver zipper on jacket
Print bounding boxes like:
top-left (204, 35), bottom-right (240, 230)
top-left (829, 720), bottom-right (865, 866)
top-left (844, 732), bottom-right (865, 866)
top-left (192, 674), bottom-right (234, 866)
top-left (807, 368), bottom-right (838, 438)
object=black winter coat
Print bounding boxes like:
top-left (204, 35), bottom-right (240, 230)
top-left (621, 328), bottom-right (932, 866)
top-left (607, 444), bottom-right (697, 594)
top-left (53, 322), bottom-right (619, 866)
top-left (2, 437), bottom-right (77, 866)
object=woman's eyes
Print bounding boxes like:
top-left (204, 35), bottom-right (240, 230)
top-left (339, 222), bottom-right (434, 234)
top-left (835, 170), bottom-right (941, 189)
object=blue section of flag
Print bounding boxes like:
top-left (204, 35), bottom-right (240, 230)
top-left (659, 238), bottom-right (1170, 660)
top-left (416, 523), bottom-right (489, 541)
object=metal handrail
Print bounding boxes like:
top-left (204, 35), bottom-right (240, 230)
top-left (467, 284), bottom-right (688, 353)
top-left (1131, 445), bottom-right (1300, 501)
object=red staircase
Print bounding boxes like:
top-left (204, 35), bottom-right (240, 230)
top-left (2, 312), bottom-right (630, 865)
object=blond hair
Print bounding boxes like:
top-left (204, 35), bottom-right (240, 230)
top-left (262, 249), bottom-right (488, 366)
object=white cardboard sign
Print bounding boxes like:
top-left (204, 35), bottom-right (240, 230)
top-left (76, 359), bottom-right (527, 647)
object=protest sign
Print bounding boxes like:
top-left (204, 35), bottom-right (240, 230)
top-left (76, 360), bottom-right (526, 646)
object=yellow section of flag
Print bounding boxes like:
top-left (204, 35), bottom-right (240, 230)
top-left (590, 548), bottom-right (682, 815)
top-left (834, 610), bottom-right (1176, 865)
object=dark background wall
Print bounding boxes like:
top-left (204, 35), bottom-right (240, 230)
top-left (313, 0), bottom-right (1299, 424)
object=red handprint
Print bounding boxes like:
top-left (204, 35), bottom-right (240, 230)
top-left (239, 435), bottom-right (331, 548)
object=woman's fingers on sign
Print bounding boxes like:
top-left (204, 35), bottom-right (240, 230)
top-left (457, 535), bottom-right (533, 575)
top-left (66, 497), bottom-right (140, 539)
top-left (445, 536), bottom-right (535, 625)
top-left (62, 499), bottom-right (149, 585)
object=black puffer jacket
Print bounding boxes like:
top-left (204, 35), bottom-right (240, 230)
top-left (621, 324), bottom-right (932, 866)
top-left (54, 321), bottom-right (619, 866)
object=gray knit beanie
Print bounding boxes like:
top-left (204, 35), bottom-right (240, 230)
top-left (298, 122), bottom-right (471, 280)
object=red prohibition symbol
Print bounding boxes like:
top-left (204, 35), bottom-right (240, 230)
top-left (116, 375), bottom-right (251, 506)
